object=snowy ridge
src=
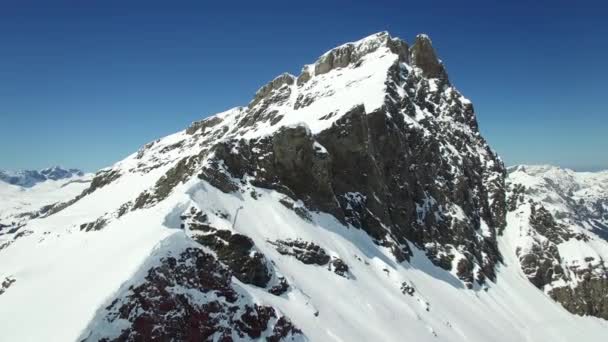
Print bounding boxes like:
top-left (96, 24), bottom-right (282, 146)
top-left (1, 33), bottom-right (607, 341)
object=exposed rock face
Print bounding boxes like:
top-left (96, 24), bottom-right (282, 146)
top-left (195, 231), bottom-right (271, 288)
top-left (270, 239), bottom-right (331, 266)
top-left (79, 217), bottom-right (109, 232)
top-left (270, 239), bottom-right (350, 278)
top-left (410, 34), bottom-right (447, 80)
top-left (311, 32), bottom-right (410, 78)
top-left (549, 278), bottom-right (608, 319)
top-left (517, 239), bottom-right (565, 289)
top-left (81, 246), bottom-right (302, 341)
top-left (507, 165), bottom-right (608, 320)
top-left (329, 258), bottom-right (349, 278)
top-left (197, 39), bottom-right (506, 286)
top-left (134, 156), bottom-right (199, 209)
top-left (181, 209), bottom-right (272, 288)
top-left (0, 277), bottom-right (16, 295)
top-left (250, 73), bottom-right (296, 108)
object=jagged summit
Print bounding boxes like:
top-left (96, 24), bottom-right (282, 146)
top-left (302, 31), bottom-right (409, 78)
top-left (252, 31), bottom-right (444, 95)
top-left (193, 31), bottom-right (467, 144)
top-left (411, 33), bottom-right (447, 80)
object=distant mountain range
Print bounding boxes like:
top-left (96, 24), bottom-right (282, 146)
top-left (0, 166), bottom-right (84, 187)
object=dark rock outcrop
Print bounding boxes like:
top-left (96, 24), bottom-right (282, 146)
top-left (82, 247), bottom-right (302, 341)
top-left (0, 277), bottom-right (16, 296)
top-left (193, 227), bottom-right (271, 288)
top-left (268, 277), bottom-right (290, 296)
top-left (529, 204), bottom-right (573, 243)
top-left (410, 34), bottom-right (447, 80)
top-left (549, 278), bottom-right (608, 320)
top-left (517, 241), bottom-right (565, 289)
top-left (134, 156), bottom-right (199, 209)
top-left (80, 217), bottom-right (109, 232)
top-left (329, 258), bottom-right (349, 278)
top-left (507, 166), bottom-right (608, 320)
top-left (250, 73), bottom-right (295, 108)
top-left (270, 239), bottom-right (331, 266)
top-left (310, 32), bottom-right (409, 78)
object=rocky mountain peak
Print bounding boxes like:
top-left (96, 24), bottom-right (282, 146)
top-left (296, 31), bottom-right (410, 85)
top-left (226, 31), bottom-right (480, 143)
top-left (4, 31), bottom-right (608, 341)
top-left (169, 32), bottom-right (506, 290)
top-left (47, 31), bottom-right (506, 293)
top-left (410, 33), bottom-right (447, 80)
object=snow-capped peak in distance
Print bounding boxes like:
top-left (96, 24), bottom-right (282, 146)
top-left (508, 164), bottom-right (608, 195)
top-left (0, 166), bottom-right (84, 188)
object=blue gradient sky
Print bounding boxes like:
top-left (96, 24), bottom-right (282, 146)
top-left (1, 0), bottom-right (606, 172)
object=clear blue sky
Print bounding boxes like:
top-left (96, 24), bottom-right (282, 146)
top-left (1, 0), bottom-right (606, 172)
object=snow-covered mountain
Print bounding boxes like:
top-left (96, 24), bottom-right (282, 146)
top-left (1, 32), bottom-right (607, 341)
top-left (0, 168), bottom-right (91, 227)
top-left (506, 165), bottom-right (608, 319)
top-left (0, 166), bottom-right (84, 187)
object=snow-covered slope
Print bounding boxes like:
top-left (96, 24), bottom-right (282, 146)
top-left (0, 169), bottom-right (91, 252)
top-left (0, 167), bottom-right (92, 225)
top-left (506, 165), bottom-right (608, 319)
top-left (1, 32), bottom-right (607, 341)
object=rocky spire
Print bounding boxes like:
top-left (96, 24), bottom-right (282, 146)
top-left (410, 34), bottom-right (448, 80)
